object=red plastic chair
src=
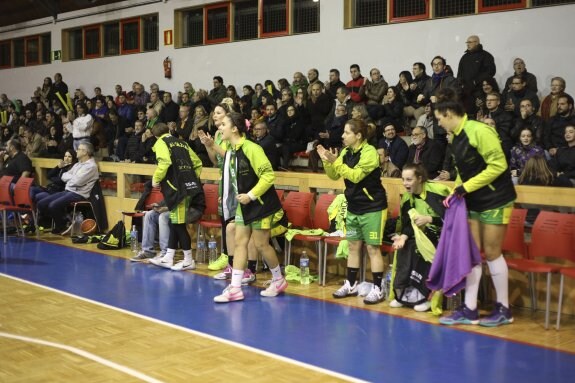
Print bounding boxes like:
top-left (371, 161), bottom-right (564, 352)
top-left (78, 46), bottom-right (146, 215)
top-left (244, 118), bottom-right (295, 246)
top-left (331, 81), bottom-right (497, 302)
top-left (198, 183), bottom-right (222, 248)
top-left (0, 176), bottom-right (17, 242)
top-left (121, 187), bottom-right (164, 223)
top-left (282, 191), bottom-right (315, 266)
top-left (505, 211), bottom-right (575, 329)
top-left (556, 222), bottom-right (575, 330)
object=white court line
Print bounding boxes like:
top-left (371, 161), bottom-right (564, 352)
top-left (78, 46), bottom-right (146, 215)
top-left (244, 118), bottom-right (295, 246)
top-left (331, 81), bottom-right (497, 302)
top-left (0, 273), bottom-right (366, 383)
top-left (0, 331), bottom-right (164, 383)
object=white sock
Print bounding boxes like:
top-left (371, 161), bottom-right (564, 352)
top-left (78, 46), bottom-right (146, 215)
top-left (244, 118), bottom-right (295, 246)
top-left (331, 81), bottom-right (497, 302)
top-left (163, 249), bottom-right (175, 261)
top-left (270, 265), bottom-right (283, 281)
top-left (464, 265), bottom-right (482, 311)
top-left (231, 269), bottom-right (244, 288)
top-left (487, 256), bottom-right (509, 308)
top-left (183, 249), bottom-right (193, 264)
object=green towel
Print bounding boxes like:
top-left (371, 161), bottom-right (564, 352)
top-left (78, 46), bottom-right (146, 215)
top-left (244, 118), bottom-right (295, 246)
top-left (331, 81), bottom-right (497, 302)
top-left (285, 228), bottom-right (325, 242)
top-left (284, 265), bottom-right (318, 283)
top-left (335, 239), bottom-right (349, 259)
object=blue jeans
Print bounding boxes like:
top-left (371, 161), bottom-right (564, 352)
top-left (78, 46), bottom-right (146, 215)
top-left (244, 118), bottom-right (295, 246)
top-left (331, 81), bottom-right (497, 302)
top-left (37, 191), bottom-right (85, 228)
top-left (141, 209), bottom-right (170, 256)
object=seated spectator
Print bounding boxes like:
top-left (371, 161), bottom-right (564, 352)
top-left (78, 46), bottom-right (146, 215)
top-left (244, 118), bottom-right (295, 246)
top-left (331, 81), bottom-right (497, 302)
top-left (351, 104), bottom-right (370, 124)
top-left (23, 125), bottom-right (44, 158)
top-left (397, 70), bottom-right (424, 124)
top-left (474, 77), bottom-right (500, 119)
top-left (503, 75), bottom-right (540, 117)
top-left (207, 76), bottom-right (227, 107)
top-left (290, 72), bottom-right (308, 97)
top-left (324, 68), bottom-right (345, 100)
top-left (264, 79), bottom-right (281, 104)
top-left (265, 103), bottom-right (285, 144)
top-left (325, 86), bottom-right (354, 129)
top-left (502, 58), bottom-right (538, 97)
top-left (171, 105), bottom-right (193, 142)
top-left (278, 88), bottom-right (295, 119)
top-left (481, 92), bottom-right (514, 158)
top-left (280, 105), bottom-right (306, 170)
top-left (511, 99), bottom-right (545, 146)
top-left (92, 87), bottom-right (106, 104)
top-left (406, 126), bottom-right (444, 179)
top-left (251, 121), bottom-right (278, 170)
top-left (248, 107), bottom-right (265, 136)
top-left (545, 94), bottom-right (575, 156)
top-left (37, 142), bottom-right (99, 234)
top-left (380, 86), bottom-right (405, 130)
top-left (144, 107), bottom-right (159, 130)
top-left (33, 149), bottom-right (77, 204)
top-left (416, 103), bottom-right (435, 139)
top-left (309, 104), bottom-right (347, 173)
top-left (519, 155), bottom-right (571, 187)
top-left (0, 138), bottom-right (33, 183)
top-left (124, 120), bottom-right (146, 163)
top-left (377, 122), bottom-right (409, 171)
top-left (277, 79), bottom-right (290, 94)
top-left (179, 92), bottom-right (192, 107)
top-left (540, 77), bottom-right (566, 122)
top-left (147, 92), bottom-right (164, 119)
top-left (361, 68), bottom-right (388, 119)
top-left (1, 126), bottom-right (13, 147)
top-left (138, 126), bottom-right (157, 164)
top-left (189, 106), bottom-right (211, 167)
top-left (38, 125), bottom-right (61, 158)
top-left (510, 128), bottom-right (544, 183)
top-left (551, 125), bottom-right (575, 186)
top-left (347, 64), bottom-right (365, 104)
top-left (130, 200), bottom-right (170, 262)
top-left (240, 85), bottom-right (254, 117)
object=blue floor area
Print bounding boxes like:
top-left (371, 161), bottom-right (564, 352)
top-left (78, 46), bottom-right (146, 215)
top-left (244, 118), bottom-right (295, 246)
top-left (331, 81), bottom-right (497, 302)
top-left (2, 237), bottom-right (574, 382)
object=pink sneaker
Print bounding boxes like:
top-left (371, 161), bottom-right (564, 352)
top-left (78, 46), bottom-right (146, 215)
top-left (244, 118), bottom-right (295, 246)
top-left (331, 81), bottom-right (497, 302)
top-left (261, 277), bottom-right (288, 297)
top-left (213, 264), bottom-right (232, 280)
top-left (242, 269), bottom-right (256, 285)
top-left (214, 285), bottom-right (244, 303)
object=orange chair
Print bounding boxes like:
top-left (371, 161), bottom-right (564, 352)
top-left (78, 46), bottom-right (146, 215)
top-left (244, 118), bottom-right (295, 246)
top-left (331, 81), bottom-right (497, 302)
top-left (198, 183), bottom-right (222, 248)
top-left (505, 211), bottom-right (575, 329)
top-left (121, 187), bottom-right (164, 223)
top-left (12, 177), bottom-right (37, 235)
top-left (555, 224), bottom-right (575, 330)
top-left (0, 176), bottom-right (17, 242)
top-left (286, 193), bottom-right (335, 285)
top-left (282, 191), bottom-right (315, 266)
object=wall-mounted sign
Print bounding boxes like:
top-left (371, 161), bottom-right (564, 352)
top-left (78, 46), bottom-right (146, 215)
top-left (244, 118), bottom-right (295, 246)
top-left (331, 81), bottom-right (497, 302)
top-left (52, 50), bottom-right (62, 61)
top-left (164, 30), bottom-right (173, 46)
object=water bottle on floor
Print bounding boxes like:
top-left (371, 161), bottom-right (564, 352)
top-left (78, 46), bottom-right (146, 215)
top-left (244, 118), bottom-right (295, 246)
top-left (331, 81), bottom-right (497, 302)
top-left (130, 225), bottom-right (139, 253)
top-left (446, 292), bottom-right (462, 311)
top-left (197, 232), bottom-right (206, 264)
top-left (382, 269), bottom-right (392, 300)
top-left (208, 234), bottom-right (218, 264)
top-left (300, 250), bottom-right (310, 285)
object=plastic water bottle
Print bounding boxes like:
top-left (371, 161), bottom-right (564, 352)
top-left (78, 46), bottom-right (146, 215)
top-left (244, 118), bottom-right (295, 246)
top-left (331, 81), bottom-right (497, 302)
top-left (447, 292), bottom-right (462, 311)
top-left (300, 250), bottom-right (310, 285)
top-left (130, 225), bottom-right (139, 253)
top-left (382, 269), bottom-right (392, 300)
top-left (208, 234), bottom-right (218, 264)
top-left (197, 232), bottom-right (206, 263)
top-left (72, 212), bottom-right (84, 237)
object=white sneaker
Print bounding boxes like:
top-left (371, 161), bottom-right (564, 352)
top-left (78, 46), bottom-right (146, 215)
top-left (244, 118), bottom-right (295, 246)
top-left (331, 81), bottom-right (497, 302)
top-left (171, 259), bottom-right (196, 271)
top-left (213, 265), bottom-right (232, 280)
top-left (260, 277), bottom-right (288, 297)
top-left (332, 280), bottom-right (358, 299)
top-left (414, 300), bottom-right (431, 312)
top-left (214, 285), bottom-right (244, 303)
top-left (149, 257), bottom-right (174, 269)
top-left (389, 299), bottom-right (404, 308)
top-left (363, 284), bottom-right (384, 305)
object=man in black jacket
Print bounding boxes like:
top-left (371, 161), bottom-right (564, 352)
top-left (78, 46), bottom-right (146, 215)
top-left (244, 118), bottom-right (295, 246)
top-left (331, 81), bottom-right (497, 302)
top-left (406, 126), bottom-right (444, 179)
top-left (252, 121), bottom-right (278, 170)
top-left (457, 35), bottom-right (496, 115)
top-left (545, 94), bottom-right (575, 156)
top-left (160, 92), bottom-right (179, 124)
top-left (377, 122), bottom-right (409, 171)
top-left (511, 99), bottom-right (545, 146)
top-left (482, 92), bottom-right (514, 161)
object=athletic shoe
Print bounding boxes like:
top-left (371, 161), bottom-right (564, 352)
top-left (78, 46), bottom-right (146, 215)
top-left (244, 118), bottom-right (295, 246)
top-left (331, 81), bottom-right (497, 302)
top-left (171, 259), bottom-right (196, 271)
top-left (363, 284), bottom-right (384, 305)
top-left (261, 277), bottom-right (288, 297)
top-left (332, 280), bottom-right (358, 299)
top-left (213, 264), bottom-right (232, 280)
top-left (439, 304), bottom-right (479, 325)
top-left (208, 253), bottom-right (229, 271)
top-left (479, 302), bottom-right (514, 327)
top-left (241, 269), bottom-right (256, 285)
top-left (130, 251), bottom-right (155, 262)
top-left (389, 299), bottom-right (404, 308)
top-left (214, 285), bottom-right (244, 303)
top-left (414, 301), bottom-right (431, 312)
top-left (149, 256), bottom-right (174, 269)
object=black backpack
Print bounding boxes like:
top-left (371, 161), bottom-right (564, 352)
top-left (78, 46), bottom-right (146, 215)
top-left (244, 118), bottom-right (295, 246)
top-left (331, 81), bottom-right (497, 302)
top-left (97, 220), bottom-right (128, 250)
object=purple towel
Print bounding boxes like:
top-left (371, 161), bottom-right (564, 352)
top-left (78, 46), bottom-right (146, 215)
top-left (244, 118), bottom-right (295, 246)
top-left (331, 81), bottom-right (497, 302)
top-left (426, 196), bottom-right (482, 296)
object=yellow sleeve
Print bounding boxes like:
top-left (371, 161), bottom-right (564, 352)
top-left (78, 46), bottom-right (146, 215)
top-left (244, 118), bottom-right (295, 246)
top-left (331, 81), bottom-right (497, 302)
top-left (152, 138), bottom-right (171, 184)
top-left (325, 144), bottom-right (380, 183)
top-left (243, 141), bottom-right (275, 198)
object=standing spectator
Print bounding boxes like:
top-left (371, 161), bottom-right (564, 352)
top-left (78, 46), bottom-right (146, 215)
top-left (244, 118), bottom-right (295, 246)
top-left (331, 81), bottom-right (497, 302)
top-left (457, 35), bottom-right (496, 115)
top-left (361, 68), bottom-right (388, 120)
top-left (280, 105), bottom-right (306, 170)
top-left (133, 83), bottom-right (150, 107)
top-left (347, 64), bottom-right (365, 104)
top-left (419, 56), bottom-right (461, 106)
top-left (51, 73), bottom-right (69, 106)
top-left (116, 94), bottom-right (135, 125)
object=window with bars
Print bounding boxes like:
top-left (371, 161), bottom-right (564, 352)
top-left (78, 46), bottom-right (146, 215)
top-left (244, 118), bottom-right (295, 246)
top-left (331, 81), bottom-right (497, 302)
top-left (68, 29), bottom-right (83, 61)
top-left (182, 8), bottom-right (204, 47)
top-left (479, 0), bottom-right (526, 12)
top-left (355, 0), bottom-right (387, 27)
top-left (390, 0), bottom-right (428, 22)
top-left (143, 15), bottom-right (159, 51)
top-left (25, 36), bottom-right (40, 65)
top-left (234, 0), bottom-right (258, 41)
top-left (293, 0), bottom-right (320, 34)
top-left (0, 41), bottom-right (11, 68)
top-left (121, 19), bottom-right (140, 54)
top-left (532, 0), bottom-right (575, 6)
top-left (261, 0), bottom-right (288, 37)
top-left (206, 4), bottom-right (230, 44)
top-left (84, 26), bottom-right (100, 58)
top-left (103, 22), bottom-right (120, 56)
top-left (41, 34), bottom-right (50, 64)
top-left (434, 0), bottom-right (475, 18)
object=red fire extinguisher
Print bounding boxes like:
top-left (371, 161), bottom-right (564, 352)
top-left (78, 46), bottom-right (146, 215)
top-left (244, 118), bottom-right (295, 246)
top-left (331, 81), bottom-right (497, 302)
top-left (163, 57), bottom-right (172, 79)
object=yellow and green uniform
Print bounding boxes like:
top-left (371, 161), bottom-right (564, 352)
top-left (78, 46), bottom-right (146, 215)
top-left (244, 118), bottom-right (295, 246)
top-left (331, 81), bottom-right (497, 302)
top-left (451, 114), bottom-right (516, 216)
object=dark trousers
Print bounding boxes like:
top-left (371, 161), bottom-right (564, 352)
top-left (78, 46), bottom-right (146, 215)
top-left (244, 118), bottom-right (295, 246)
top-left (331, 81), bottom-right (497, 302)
top-left (37, 191), bottom-right (85, 228)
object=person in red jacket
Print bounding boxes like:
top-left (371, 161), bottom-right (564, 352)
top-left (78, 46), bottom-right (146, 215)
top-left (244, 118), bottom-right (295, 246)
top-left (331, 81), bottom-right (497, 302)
top-left (346, 64), bottom-right (365, 104)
